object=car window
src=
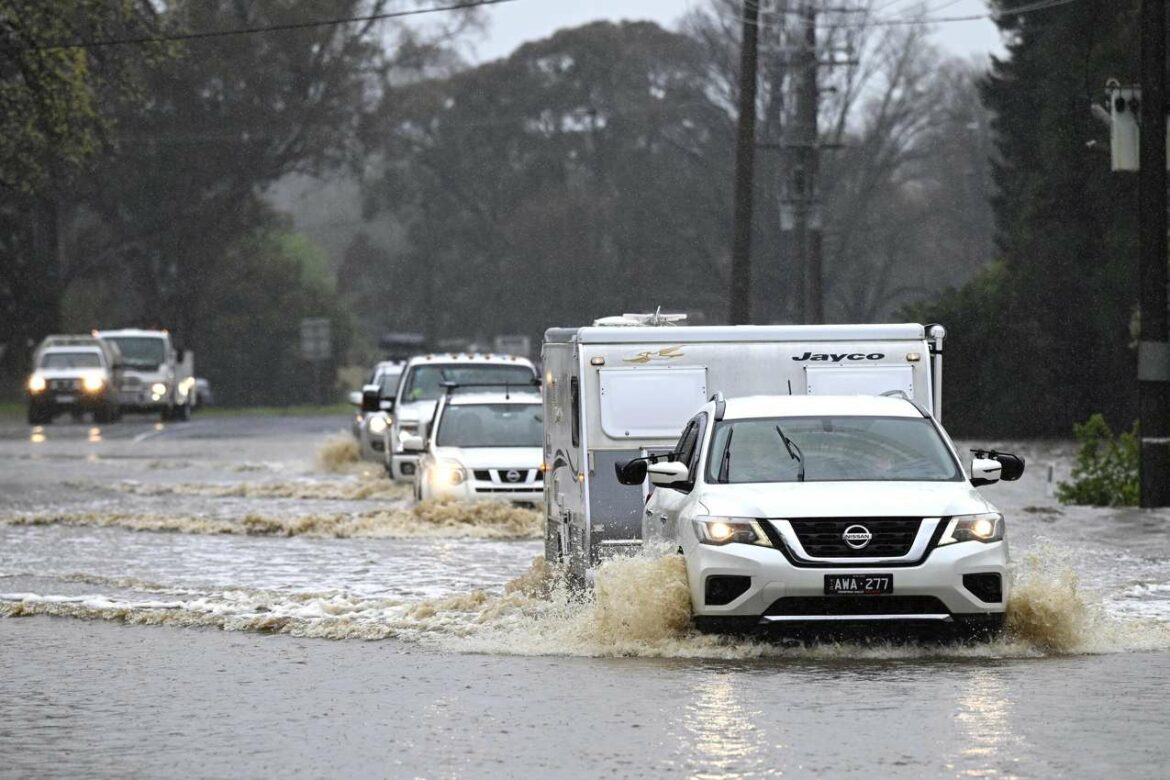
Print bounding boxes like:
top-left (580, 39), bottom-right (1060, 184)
top-left (401, 364), bottom-right (535, 402)
top-left (41, 352), bottom-right (102, 369)
top-left (705, 415), bottom-right (963, 484)
top-left (435, 403), bottom-right (543, 448)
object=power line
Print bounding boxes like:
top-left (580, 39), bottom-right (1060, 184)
top-left (10, 0), bottom-right (519, 52)
top-left (752, 0), bottom-right (1083, 28)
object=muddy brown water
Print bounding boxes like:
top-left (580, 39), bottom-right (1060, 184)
top-left (2, 415), bottom-right (1170, 777)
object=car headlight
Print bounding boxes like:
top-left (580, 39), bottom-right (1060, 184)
top-left (431, 461), bottom-right (466, 486)
top-left (692, 516), bottom-right (773, 547)
top-left (368, 413), bottom-right (389, 435)
top-left (938, 512), bottom-right (1004, 545)
top-left (27, 374), bottom-right (46, 394)
top-left (82, 374), bottom-right (105, 393)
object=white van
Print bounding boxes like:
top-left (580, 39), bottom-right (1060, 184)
top-left (541, 314), bottom-right (946, 580)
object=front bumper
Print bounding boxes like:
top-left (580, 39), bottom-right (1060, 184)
top-left (390, 452), bottom-right (419, 481)
top-left (424, 473), bottom-right (543, 503)
top-left (686, 537), bottom-right (1008, 631)
top-left (29, 390), bottom-right (114, 412)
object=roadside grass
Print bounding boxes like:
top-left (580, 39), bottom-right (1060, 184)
top-left (195, 403), bottom-right (354, 418)
top-left (0, 401), bottom-right (353, 421)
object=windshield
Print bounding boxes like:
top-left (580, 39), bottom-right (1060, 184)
top-left (41, 352), bottom-right (102, 370)
top-left (107, 336), bottom-right (166, 368)
top-left (401, 364), bottom-right (535, 402)
top-left (705, 416), bottom-right (962, 484)
top-left (435, 403), bottom-right (543, 448)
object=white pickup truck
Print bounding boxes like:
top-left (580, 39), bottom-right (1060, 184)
top-left (97, 329), bottom-right (195, 421)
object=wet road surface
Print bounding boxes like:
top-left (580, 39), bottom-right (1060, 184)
top-left (2, 414), bottom-right (1170, 777)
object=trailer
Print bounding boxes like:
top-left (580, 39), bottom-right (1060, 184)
top-left (541, 314), bottom-right (946, 581)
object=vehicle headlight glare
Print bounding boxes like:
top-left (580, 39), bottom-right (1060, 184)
top-left (82, 375), bottom-right (105, 393)
top-left (151, 382), bottom-right (167, 396)
top-left (368, 413), bottom-right (389, 435)
top-left (433, 461), bottom-right (466, 486)
top-left (692, 516), bottom-right (772, 547)
top-left (28, 374), bottom-right (46, 393)
top-left (939, 512), bottom-right (1004, 545)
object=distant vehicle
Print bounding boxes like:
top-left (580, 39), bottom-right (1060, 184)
top-left (541, 314), bottom-right (947, 581)
top-left (402, 387), bottom-right (543, 505)
top-left (193, 378), bottom-right (213, 408)
top-left (378, 332), bottom-right (427, 361)
top-left (97, 329), bottom-right (195, 422)
top-left (26, 335), bottom-right (123, 424)
top-left (493, 334), bottom-right (531, 359)
top-left (385, 353), bottom-right (538, 481)
top-left (356, 360), bottom-right (405, 463)
top-left (630, 394), bottom-right (1022, 638)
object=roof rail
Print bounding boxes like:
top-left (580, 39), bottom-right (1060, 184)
top-left (440, 378), bottom-right (541, 400)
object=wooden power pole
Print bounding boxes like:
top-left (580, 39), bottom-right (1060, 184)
top-left (729, 0), bottom-right (761, 325)
top-left (1139, 0), bottom-right (1170, 507)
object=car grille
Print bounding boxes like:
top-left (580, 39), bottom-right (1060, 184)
top-left (50, 378), bottom-right (81, 391)
top-left (786, 518), bottom-right (922, 558)
top-left (474, 486), bottom-right (542, 494)
top-left (765, 595), bottom-right (950, 616)
top-left (472, 468), bottom-right (539, 484)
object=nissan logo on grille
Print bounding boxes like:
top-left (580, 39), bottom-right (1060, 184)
top-left (842, 524), bottom-right (873, 550)
top-left (505, 469), bottom-right (522, 483)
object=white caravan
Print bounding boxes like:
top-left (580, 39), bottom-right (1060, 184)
top-left (541, 315), bottom-right (947, 580)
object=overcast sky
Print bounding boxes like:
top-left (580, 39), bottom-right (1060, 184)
top-left (470, 0), bottom-right (1003, 63)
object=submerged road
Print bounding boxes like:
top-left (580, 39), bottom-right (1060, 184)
top-left (2, 414), bottom-right (1170, 777)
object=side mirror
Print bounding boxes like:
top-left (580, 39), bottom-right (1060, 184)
top-left (361, 385), bottom-right (380, 413)
top-left (381, 398), bottom-right (395, 413)
top-left (615, 459), bottom-right (648, 485)
top-left (348, 390), bottom-right (363, 407)
top-left (401, 434), bottom-right (426, 453)
top-left (970, 457), bottom-right (1002, 487)
top-left (970, 449), bottom-right (1026, 485)
top-left (647, 461), bottom-right (690, 487)
top-left (993, 452), bottom-right (1026, 481)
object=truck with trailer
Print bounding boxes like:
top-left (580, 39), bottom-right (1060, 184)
top-left (96, 329), bottom-right (195, 421)
top-left (542, 314), bottom-right (946, 578)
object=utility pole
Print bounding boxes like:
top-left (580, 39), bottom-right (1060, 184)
top-left (728, 0), bottom-right (761, 325)
top-left (1139, 0), bottom-right (1170, 507)
top-left (793, 1), bottom-right (823, 324)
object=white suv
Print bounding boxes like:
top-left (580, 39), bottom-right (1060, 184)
top-left (403, 390), bottom-right (543, 504)
top-left (634, 394), bottom-right (1023, 638)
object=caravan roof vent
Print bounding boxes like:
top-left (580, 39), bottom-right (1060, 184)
top-left (592, 307), bottom-right (688, 328)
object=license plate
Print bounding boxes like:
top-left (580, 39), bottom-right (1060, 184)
top-left (824, 574), bottom-right (893, 595)
top-left (56, 394), bottom-right (76, 404)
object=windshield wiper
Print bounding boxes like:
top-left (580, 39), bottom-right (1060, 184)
top-left (718, 427), bottom-right (734, 483)
top-left (775, 425), bottom-right (805, 482)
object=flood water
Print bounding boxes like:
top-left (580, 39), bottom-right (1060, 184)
top-left (3, 414), bottom-right (1170, 777)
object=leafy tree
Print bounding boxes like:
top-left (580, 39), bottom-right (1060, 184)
top-left (362, 21), bottom-right (734, 342)
top-left (911, 0), bottom-right (1141, 436)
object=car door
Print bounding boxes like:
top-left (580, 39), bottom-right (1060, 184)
top-left (646, 413), bottom-right (707, 543)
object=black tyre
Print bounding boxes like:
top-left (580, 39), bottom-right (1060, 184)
top-left (173, 402), bottom-right (191, 422)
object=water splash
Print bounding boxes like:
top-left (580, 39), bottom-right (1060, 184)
top-left (316, 435), bottom-right (361, 473)
top-left (0, 499), bottom-right (542, 539)
top-left (4, 549), bottom-right (1170, 659)
top-left (112, 476), bottom-right (412, 501)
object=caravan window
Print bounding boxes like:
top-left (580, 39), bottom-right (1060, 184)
top-left (570, 377), bottom-right (580, 447)
top-left (598, 367), bottom-right (708, 439)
